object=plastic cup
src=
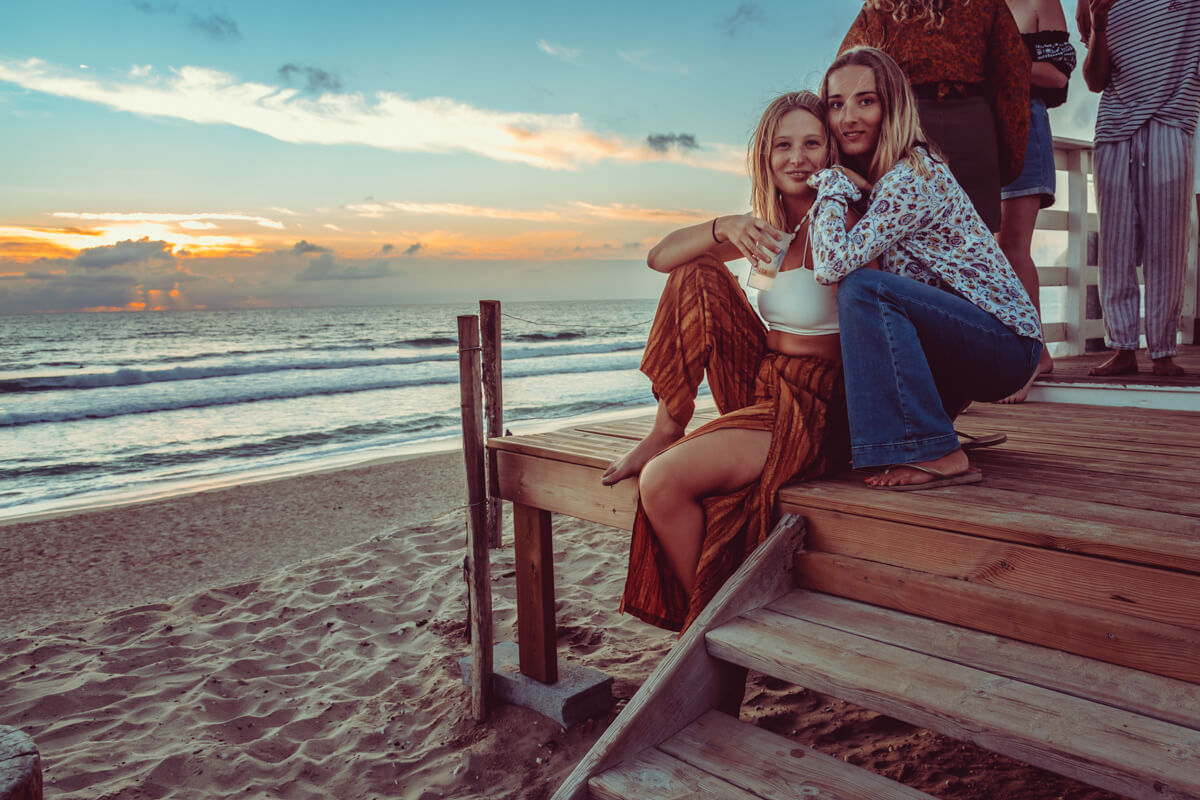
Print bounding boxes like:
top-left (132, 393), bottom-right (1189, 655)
top-left (746, 230), bottom-right (795, 291)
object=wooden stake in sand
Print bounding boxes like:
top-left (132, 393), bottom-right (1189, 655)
top-left (0, 726), bottom-right (42, 800)
top-left (480, 300), bottom-right (504, 549)
top-left (458, 314), bottom-right (493, 721)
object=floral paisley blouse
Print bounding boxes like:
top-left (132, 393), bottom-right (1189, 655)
top-left (808, 149), bottom-right (1043, 342)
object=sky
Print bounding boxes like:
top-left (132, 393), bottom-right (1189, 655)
top-left (0, 1), bottom-right (1101, 314)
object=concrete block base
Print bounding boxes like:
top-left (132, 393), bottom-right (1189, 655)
top-left (459, 641), bottom-right (613, 728)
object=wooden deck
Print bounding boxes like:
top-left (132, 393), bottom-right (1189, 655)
top-left (1041, 343), bottom-right (1200, 388)
top-left (490, 387), bottom-right (1200, 686)
top-left (489, 361), bottom-right (1200, 798)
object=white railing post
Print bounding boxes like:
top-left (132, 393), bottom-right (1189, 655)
top-left (1062, 145), bottom-right (1092, 356)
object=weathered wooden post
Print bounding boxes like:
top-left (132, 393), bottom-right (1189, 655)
top-left (480, 300), bottom-right (503, 549)
top-left (458, 314), bottom-right (492, 721)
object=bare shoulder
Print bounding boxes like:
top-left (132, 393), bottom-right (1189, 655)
top-left (1005, 0), bottom-right (1038, 32)
top-left (1033, 0), bottom-right (1069, 30)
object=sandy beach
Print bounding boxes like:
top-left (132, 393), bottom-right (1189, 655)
top-left (0, 450), bottom-right (1122, 799)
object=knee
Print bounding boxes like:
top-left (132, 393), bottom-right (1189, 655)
top-left (638, 455), bottom-right (682, 515)
top-left (995, 228), bottom-right (1020, 256)
top-left (836, 267), bottom-right (887, 312)
top-left (671, 258), bottom-right (735, 292)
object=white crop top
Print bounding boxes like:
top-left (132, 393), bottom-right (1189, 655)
top-left (755, 267), bottom-right (839, 336)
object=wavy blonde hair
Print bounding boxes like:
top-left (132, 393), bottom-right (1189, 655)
top-left (820, 46), bottom-right (935, 184)
top-left (864, 0), bottom-right (957, 29)
top-left (747, 91), bottom-right (828, 230)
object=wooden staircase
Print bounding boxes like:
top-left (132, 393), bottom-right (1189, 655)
top-left (552, 515), bottom-right (1200, 800)
top-left (487, 400), bottom-right (1200, 800)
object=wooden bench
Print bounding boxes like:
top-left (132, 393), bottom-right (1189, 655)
top-left (489, 399), bottom-right (1200, 799)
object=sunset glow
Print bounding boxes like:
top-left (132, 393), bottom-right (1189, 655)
top-left (1, 2), bottom-right (1099, 314)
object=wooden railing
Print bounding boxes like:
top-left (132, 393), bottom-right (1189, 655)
top-left (1040, 136), bottom-right (1199, 355)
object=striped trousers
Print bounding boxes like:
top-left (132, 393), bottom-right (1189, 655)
top-left (1094, 120), bottom-right (1194, 359)
top-left (620, 258), bottom-right (847, 633)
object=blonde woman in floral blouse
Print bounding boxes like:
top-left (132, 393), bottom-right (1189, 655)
top-left (809, 46), bottom-right (1043, 490)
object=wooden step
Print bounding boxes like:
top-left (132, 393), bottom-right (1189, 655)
top-left (705, 591), bottom-right (1200, 800)
top-left (588, 710), bottom-right (936, 800)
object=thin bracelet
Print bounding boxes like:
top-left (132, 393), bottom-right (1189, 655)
top-left (711, 217), bottom-right (720, 243)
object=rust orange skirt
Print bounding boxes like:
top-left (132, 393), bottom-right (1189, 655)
top-left (620, 257), bottom-right (848, 632)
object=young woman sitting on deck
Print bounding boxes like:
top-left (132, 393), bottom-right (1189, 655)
top-left (600, 91), bottom-right (858, 633)
top-left (809, 46), bottom-right (1044, 490)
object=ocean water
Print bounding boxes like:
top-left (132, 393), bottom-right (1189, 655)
top-left (0, 301), bottom-right (678, 520)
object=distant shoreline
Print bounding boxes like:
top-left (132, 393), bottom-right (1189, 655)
top-left (0, 400), bottom-right (679, 526)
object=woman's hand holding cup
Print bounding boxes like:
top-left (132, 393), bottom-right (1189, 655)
top-left (717, 214), bottom-right (787, 267)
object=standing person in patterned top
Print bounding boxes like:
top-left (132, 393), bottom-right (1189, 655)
top-left (996, 0), bottom-right (1076, 402)
top-left (1079, 0), bottom-right (1200, 377)
top-left (810, 46), bottom-right (1044, 490)
top-left (839, 0), bottom-right (1031, 232)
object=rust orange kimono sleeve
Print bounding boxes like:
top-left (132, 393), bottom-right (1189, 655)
top-left (987, 0), bottom-right (1032, 184)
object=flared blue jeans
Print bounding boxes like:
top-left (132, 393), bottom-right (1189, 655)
top-left (837, 269), bottom-right (1042, 469)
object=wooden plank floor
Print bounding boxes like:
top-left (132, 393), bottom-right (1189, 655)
top-left (491, 397), bottom-right (1200, 683)
top-left (495, 398), bottom-right (1200, 544)
top-left (1041, 343), bottom-right (1200, 388)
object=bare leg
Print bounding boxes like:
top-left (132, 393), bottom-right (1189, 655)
top-left (864, 447), bottom-right (977, 488)
top-left (1089, 349), bottom-right (1138, 376)
top-left (997, 195), bottom-right (1052, 403)
top-left (601, 399), bottom-right (686, 485)
top-left (637, 428), bottom-right (772, 595)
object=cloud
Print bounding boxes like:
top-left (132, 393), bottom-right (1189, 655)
top-left (279, 63), bottom-right (342, 95)
top-left (567, 202), bottom-right (711, 223)
top-left (345, 200), bottom-right (565, 221)
top-left (646, 133), bottom-right (699, 152)
top-left (53, 210), bottom-right (285, 230)
top-left (380, 243), bottom-right (394, 254)
top-left (618, 50), bottom-right (689, 76)
top-left (403, 243), bottom-right (422, 256)
top-left (290, 240), bottom-right (329, 255)
top-left (725, 3), bottom-right (764, 36)
top-left (346, 198), bottom-right (713, 225)
top-left (537, 39), bottom-right (581, 62)
top-left (189, 12), bottom-right (240, 41)
top-left (130, 1), bottom-right (179, 13)
top-left (74, 238), bottom-right (175, 268)
top-left (0, 57), bottom-right (741, 173)
top-left (296, 253), bottom-right (396, 281)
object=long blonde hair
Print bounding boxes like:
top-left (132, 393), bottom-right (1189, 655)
top-left (820, 46), bottom-right (934, 183)
top-left (865, 0), bottom-right (957, 29)
top-left (747, 91), bottom-right (828, 230)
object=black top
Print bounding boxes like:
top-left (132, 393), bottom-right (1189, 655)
top-left (1023, 30), bottom-right (1076, 108)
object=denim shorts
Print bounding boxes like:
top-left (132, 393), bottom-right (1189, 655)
top-left (1001, 98), bottom-right (1055, 207)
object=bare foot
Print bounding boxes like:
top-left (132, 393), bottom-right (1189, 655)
top-left (1088, 350), bottom-right (1138, 377)
top-left (996, 369), bottom-right (1037, 404)
top-left (1152, 356), bottom-right (1184, 376)
top-left (601, 426), bottom-right (684, 485)
top-left (996, 348), bottom-right (1054, 404)
top-left (1037, 348), bottom-right (1054, 375)
top-left (865, 448), bottom-right (974, 489)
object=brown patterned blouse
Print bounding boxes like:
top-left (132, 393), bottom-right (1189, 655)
top-left (839, 1), bottom-right (1031, 184)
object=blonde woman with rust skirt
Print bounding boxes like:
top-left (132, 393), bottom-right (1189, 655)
top-left (602, 91), bottom-right (861, 634)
